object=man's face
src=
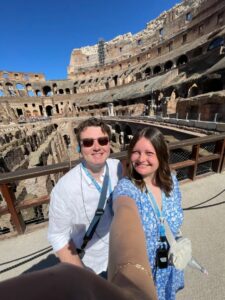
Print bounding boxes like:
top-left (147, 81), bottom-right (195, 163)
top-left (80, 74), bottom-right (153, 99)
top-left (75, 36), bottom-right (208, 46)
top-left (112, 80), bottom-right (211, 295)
top-left (80, 126), bottom-right (110, 170)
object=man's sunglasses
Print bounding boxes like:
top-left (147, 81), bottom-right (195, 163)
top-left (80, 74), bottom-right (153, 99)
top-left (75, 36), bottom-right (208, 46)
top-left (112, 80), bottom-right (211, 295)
top-left (80, 137), bottom-right (109, 148)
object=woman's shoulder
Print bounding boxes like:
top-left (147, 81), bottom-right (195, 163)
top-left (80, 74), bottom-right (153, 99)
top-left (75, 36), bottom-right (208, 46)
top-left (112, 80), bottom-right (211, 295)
top-left (113, 177), bottom-right (141, 201)
top-left (167, 172), bottom-right (181, 201)
top-left (170, 172), bottom-right (179, 186)
top-left (118, 177), bottom-right (134, 186)
top-left (114, 177), bottom-right (137, 193)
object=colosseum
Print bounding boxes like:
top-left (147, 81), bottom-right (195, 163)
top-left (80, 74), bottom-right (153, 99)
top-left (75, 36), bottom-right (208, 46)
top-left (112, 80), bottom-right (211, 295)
top-left (0, 0), bottom-right (225, 236)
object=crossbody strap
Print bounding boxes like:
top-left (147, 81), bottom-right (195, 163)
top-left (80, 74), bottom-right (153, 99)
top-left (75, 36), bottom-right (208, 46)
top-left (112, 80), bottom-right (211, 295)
top-left (77, 163), bottom-right (109, 258)
top-left (146, 188), bottom-right (166, 238)
top-left (146, 188), bottom-right (177, 246)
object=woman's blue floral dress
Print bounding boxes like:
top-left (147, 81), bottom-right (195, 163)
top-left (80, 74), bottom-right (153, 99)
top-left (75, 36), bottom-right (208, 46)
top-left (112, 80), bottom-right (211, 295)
top-left (113, 174), bottom-right (184, 300)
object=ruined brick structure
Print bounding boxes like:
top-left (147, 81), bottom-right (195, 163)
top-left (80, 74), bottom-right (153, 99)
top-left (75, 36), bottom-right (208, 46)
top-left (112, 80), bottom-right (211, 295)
top-left (1, 0), bottom-right (225, 229)
top-left (0, 0), bottom-right (224, 123)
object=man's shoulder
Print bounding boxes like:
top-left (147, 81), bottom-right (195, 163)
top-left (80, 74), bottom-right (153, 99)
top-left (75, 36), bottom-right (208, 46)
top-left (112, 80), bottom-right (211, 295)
top-left (106, 157), bottom-right (120, 165)
top-left (119, 177), bottom-right (133, 187)
top-left (52, 163), bottom-right (81, 192)
top-left (106, 158), bottom-right (122, 177)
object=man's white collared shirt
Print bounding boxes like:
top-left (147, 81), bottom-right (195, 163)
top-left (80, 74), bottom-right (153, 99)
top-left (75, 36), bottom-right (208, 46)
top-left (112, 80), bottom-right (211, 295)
top-left (48, 158), bottom-right (122, 274)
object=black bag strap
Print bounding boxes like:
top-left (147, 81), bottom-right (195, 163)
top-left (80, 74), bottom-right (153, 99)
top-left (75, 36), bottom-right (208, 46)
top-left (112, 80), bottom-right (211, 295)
top-left (77, 163), bottom-right (109, 259)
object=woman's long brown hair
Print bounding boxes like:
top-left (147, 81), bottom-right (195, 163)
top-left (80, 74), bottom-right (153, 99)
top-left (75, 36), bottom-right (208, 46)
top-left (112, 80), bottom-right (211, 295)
top-left (127, 127), bottom-right (173, 196)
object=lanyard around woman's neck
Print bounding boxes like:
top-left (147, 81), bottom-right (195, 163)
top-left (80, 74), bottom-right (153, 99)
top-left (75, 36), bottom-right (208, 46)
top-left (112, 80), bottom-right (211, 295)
top-left (81, 162), bottom-right (112, 194)
top-left (146, 187), bottom-right (166, 237)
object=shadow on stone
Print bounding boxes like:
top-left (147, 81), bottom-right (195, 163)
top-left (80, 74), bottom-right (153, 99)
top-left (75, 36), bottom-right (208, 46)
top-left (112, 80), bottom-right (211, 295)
top-left (22, 254), bottom-right (60, 274)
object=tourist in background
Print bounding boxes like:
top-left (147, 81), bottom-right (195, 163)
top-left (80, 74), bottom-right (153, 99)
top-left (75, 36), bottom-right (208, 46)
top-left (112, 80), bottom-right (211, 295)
top-left (113, 127), bottom-right (184, 299)
top-left (48, 117), bottom-right (122, 277)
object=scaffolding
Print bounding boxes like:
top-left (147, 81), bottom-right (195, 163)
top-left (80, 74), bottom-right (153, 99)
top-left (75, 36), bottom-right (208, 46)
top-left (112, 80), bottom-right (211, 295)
top-left (98, 39), bottom-right (105, 66)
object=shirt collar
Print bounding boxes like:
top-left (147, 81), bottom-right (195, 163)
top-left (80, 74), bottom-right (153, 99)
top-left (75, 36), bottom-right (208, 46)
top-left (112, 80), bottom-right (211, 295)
top-left (81, 163), bottom-right (106, 186)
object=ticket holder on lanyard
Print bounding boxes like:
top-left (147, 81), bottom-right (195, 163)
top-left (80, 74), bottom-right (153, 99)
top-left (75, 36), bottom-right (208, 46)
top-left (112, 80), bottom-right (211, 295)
top-left (146, 188), bottom-right (169, 269)
top-left (77, 163), bottom-right (111, 259)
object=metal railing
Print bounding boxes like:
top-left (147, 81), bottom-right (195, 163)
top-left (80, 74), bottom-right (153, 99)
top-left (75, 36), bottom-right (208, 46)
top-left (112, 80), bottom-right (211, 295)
top-left (0, 133), bottom-right (224, 236)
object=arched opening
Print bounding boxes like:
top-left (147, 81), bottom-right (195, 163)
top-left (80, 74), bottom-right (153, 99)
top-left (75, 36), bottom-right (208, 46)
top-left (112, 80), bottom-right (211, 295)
top-left (115, 124), bottom-right (121, 134)
top-left (52, 83), bottom-right (58, 94)
top-left (144, 67), bottom-right (151, 77)
top-left (58, 89), bottom-right (64, 94)
top-left (63, 135), bottom-right (71, 147)
top-left (113, 75), bottom-right (118, 86)
top-left (26, 84), bottom-right (34, 96)
top-left (39, 105), bottom-right (43, 115)
top-left (16, 108), bottom-right (23, 116)
top-left (5, 82), bottom-right (16, 96)
top-left (16, 83), bottom-right (25, 90)
top-left (153, 65), bottom-right (161, 74)
top-left (188, 84), bottom-right (199, 97)
top-left (55, 104), bottom-right (59, 113)
top-left (46, 105), bottom-right (53, 116)
top-left (177, 55), bottom-right (188, 66)
top-left (65, 88), bottom-right (70, 94)
top-left (36, 90), bottom-right (42, 96)
top-left (135, 72), bottom-right (142, 80)
top-left (27, 90), bottom-right (35, 96)
top-left (124, 125), bottom-right (133, 144)
top-left (43, 86), bottom-right (52, 96)
top-left (207, 37), bottom-right (224, 51)
top-left (111, 133), bottom-right (117, 143)
top-left (164, 61), bottom-right (173, 71)
top-left (33, 110), bottom-right (39, 116)
top-left (25, 110), bottom-right (31, 117)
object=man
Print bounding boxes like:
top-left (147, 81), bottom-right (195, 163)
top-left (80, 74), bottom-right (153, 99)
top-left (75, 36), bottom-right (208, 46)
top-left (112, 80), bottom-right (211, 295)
top-left (48, 118), bottom-right (122, 276)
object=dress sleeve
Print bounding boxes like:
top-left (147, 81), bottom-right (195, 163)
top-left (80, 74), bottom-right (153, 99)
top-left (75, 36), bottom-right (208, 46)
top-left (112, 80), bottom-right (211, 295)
top-left (112, 178), bottom-right (139, 203)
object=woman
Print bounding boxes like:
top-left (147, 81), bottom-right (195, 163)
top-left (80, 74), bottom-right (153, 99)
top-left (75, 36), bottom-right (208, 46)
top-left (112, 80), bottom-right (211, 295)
top-left (113, 127), bottom-right (184, 300)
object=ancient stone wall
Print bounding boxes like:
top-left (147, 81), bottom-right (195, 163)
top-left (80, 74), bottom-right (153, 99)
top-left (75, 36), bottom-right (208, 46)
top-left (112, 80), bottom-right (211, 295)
top-left (0, 0), bottom-right (224, 125)
top-left (3, 0), bottom-right (225, 234)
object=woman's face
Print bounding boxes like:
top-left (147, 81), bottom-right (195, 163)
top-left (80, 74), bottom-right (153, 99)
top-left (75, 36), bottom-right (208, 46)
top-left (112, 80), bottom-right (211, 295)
top-left (80, 126), bottom-right (110, 170)
top-left (131, 137), bottom-right (159, 179)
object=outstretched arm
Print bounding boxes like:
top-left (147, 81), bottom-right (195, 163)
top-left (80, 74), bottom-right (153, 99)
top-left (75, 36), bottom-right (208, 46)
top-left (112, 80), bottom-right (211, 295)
top-left (108, 196), bottom-right (157, 300)
top-left (0, 197), bottom-right (157, 300)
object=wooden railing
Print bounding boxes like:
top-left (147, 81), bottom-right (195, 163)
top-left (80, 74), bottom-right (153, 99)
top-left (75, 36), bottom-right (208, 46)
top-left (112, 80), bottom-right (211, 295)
top-left (0, 133), bottom-right (225, 236)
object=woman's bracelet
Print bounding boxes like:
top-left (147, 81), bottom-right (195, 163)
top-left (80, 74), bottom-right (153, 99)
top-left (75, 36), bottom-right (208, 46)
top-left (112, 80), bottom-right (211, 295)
top-left (111, 262), bottom-right (153, 281)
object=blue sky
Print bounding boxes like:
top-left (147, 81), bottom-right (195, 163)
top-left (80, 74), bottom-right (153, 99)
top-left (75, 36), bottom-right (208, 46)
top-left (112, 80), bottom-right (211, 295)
top-left (1, 0), bottom-right (180, 80)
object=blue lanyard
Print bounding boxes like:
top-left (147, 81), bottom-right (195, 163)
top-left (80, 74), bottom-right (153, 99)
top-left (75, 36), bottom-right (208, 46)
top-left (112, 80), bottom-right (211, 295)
top-left (146, 188), bottom-right (166, 237)
top-left (81, 162), bottom-right (112, 195)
